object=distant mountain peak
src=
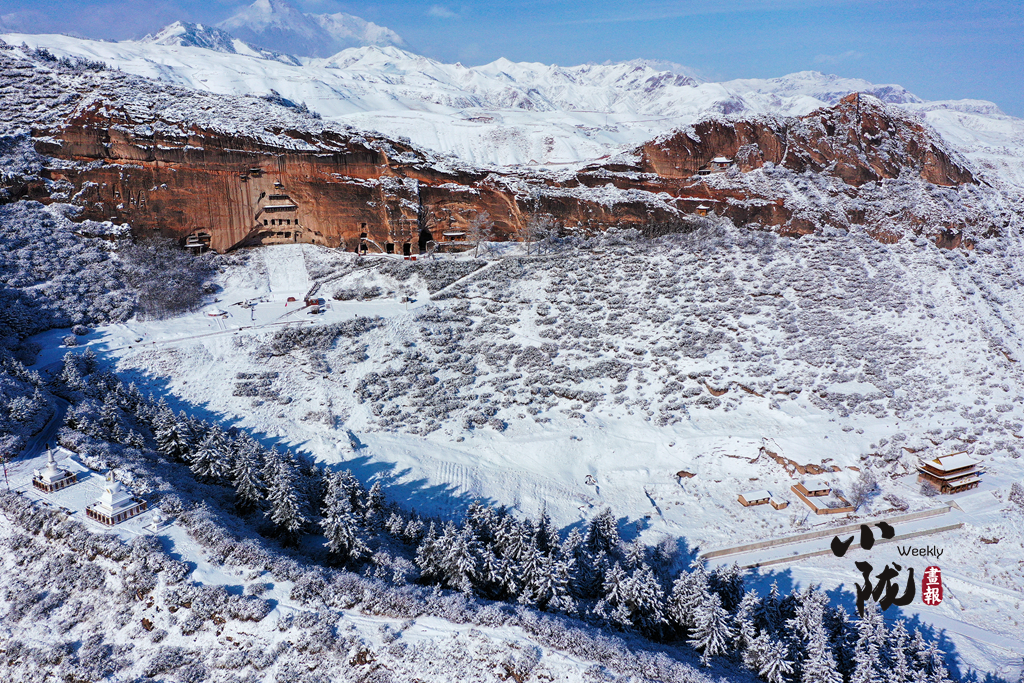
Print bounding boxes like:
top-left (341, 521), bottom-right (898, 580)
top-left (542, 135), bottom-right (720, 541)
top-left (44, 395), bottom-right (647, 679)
top-left (139, 20), bottom-right (302, 65)
top-left (216, 0), bottom-right (405, 58)
top-left (141, 21), bottom-right (238, 52)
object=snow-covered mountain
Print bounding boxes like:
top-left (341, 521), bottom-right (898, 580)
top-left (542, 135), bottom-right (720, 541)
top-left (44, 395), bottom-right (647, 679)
top-left (217, 0), bottom-right (405, 58)
top-left (139, 21), bottom-right (301, 65)
top-left (142, 21), bottom-right (238, 52)
top-left (3, 30), bottom-right (1023, 188)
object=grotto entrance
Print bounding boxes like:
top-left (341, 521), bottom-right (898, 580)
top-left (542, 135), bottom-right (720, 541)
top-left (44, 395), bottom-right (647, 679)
top-left (418, 229), bottom-right (433, 253)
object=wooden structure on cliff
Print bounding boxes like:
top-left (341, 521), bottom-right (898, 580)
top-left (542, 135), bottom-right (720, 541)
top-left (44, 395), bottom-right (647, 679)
top-left (697, 156), bottom-right (733, 176)
top-left (249, 181), bottom-right (327, 247)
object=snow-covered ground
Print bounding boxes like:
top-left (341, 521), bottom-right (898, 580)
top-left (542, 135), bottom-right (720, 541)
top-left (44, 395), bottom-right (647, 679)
top-left (5, 32), bottom-right (1023, 188)
top-left (0, 490), bottom-right (647, 683)
top-left (30, 232), bottom-right (1022, 678)
top-left (3, 28), bottom-right (1024, 681)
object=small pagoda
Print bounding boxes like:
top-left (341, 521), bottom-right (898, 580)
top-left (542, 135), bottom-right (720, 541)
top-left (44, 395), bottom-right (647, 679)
top-left (918, 452), bottom-right (982, 494)
top-left (86, 476), bottom-right (147, 526)
top-left (32, 447), bottom-right (78, 493)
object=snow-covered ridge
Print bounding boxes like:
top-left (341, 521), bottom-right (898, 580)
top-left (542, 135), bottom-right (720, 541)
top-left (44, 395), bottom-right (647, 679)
top-left (3, 30), bottom-right (1023, 188)
top-left (140, 21), bottom-right (301, 66)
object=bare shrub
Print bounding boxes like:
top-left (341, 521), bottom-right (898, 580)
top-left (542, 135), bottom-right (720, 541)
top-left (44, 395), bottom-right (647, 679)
top-left (119, 238), bottom-right (214, 320)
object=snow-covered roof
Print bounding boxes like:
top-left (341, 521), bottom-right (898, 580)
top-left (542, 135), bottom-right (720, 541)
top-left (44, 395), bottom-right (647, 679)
top-left (93, 479), bottom-right (138, 515)
top-left (924, 452), bottom-right (977, 471)
top-left (696, 204), bottom-right (711, 210)
top-left (801, 477), bottom-right (830, 491)
top-left (740, 489), bottom-right (771, 500)
top-left (711, 156), bottom-right (732, 163)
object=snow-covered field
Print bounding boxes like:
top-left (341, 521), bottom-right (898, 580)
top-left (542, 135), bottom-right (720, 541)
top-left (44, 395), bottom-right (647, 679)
top-left (5, 32), bottom-right (1024, 187)
top-left (33, 227), bottom-right (1022, 678)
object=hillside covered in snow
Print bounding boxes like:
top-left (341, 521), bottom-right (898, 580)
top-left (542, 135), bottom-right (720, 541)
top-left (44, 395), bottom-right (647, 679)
top-left (3, 27), bottom-right (1023, 187)
top-left (0, 17), bottom-right (1023, 683)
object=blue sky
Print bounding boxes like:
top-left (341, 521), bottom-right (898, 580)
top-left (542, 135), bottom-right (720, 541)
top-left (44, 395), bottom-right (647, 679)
top-left (3, 0), bottom-right (1022, 115)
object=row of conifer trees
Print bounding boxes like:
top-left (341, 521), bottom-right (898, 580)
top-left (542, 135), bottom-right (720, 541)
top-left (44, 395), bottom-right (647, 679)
top-left (53, 351), bottom-right (956, 682)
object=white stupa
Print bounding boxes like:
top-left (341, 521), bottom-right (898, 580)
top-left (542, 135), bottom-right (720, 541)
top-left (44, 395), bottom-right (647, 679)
top-left (145, 510), bottom-right (170, 533)
top-left (32, 447), bottom-right (78, 493)
top-left (86, 475), bottom-right (147, 526)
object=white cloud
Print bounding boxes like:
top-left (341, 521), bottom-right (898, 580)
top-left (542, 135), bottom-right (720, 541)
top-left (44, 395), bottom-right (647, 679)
top-left (429, 5), bottom-right (458, 19)
top-left (814, 50), bottom-right (864, 65)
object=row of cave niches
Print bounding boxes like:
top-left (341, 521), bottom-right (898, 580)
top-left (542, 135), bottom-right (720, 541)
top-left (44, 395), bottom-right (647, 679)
top-left (356, 228), bottom-right (473, 257)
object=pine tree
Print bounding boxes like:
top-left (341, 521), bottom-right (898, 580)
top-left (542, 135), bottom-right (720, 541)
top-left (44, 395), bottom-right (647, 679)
top-left (887, 620), bottom-right (914, 683)
top-left (747, 634), bottom-right (796, 683)
top-left (403, 516), bottom-right (425, 544)
top-left (333, 469), bottom-right (365, 511)
top-left (190, 425), bottom-right (230, 483)
top-left (478, 545), bottom-right (507, 599)
top-left (535, 506), bottom-right (560, 554)
top-left (321, 471), bottom-right (369, 564)
top-left (584, 507), bottom-right (621, 556)
top-left (363, 481), bottom-right (386, 528)
top-left (736, 589), bottom-right (762, 657)
top-left (624, 538), bottom-right (647, 569)
top-left (625, 565), bottom-right (667, 638)
top-left (668, 561), bottom-right (711, 633)
top-left (415, 522), bottom-right (443, 582)
top-left (761, 580), bottom-right (783, 633)
top-left (155, 408), bottom-right (190, 460)
top-left (790, 588), bottom-right (843, 683)
top-left (466, 501), bottom-right (493, 541)
top-left (264, 449), bottom-right (308, 544)
top-left (450, 524), bottom-right (481, 593)
top-left (231, 436), bottom-right (264, 513)
top-left (851, 600), bottom-right (887, 683)
top-left (516, 537), bottom-right (545, 604)
top-left (527, 551), bottom-right (575, 614)
top-left (99, 397), bottom-right (120, 433)
top-left (55, 352), bottom-right (84, 392)
top-left (710, 562), bottom-right (746, 613)
top-left (827, 604), bottom-right (858, 680)
top-left (689, 591), bottom-right (733, 666)
top-left (80, 347), bottom-right (98, 374)
top-left (559, 527), bottom-right (586, 596)
top-left (599, 562), bottom-right (666, 638)
top-left (385, 512), bottom-right (406, 538)
top-left (417, 519), bottom-right (479, 593)
top-left (912, 631), bottom-right (952, 683)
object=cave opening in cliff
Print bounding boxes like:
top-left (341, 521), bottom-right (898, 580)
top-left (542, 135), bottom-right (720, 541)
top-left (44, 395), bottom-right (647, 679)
top-left (418, 229), bottom-right (433, 253)
top-left (386, 243), bottom-right (395, 254)
top-left (403, 242), bottom-right (412, 257)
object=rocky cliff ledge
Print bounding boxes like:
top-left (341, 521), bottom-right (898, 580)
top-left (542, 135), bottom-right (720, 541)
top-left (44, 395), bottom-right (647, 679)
top-left (2, 50), bottom-right (1009, 252)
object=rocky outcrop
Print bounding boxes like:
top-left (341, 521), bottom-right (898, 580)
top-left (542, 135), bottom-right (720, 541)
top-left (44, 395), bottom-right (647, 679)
top-left (21, 85), bottom-right (1003, 252)
top-left (638, 93), bottom-right (975, 187)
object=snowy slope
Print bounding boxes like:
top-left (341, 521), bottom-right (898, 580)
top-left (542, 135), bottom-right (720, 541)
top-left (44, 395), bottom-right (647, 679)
top-left (5, 31), bottom-right (1023, 185)
top-left (60, 223), bottom-right (1024, 676)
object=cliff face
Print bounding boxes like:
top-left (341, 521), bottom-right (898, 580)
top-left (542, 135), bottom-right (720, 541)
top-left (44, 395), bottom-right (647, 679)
top-left (21, 85), bottom-right (1002, 252)
top-left (639, 93), bottom-right (975, 187)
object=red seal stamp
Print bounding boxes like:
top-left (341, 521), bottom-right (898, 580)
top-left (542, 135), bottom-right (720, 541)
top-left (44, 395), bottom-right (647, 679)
top-left (921, 565), bottom-right (942, 606)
